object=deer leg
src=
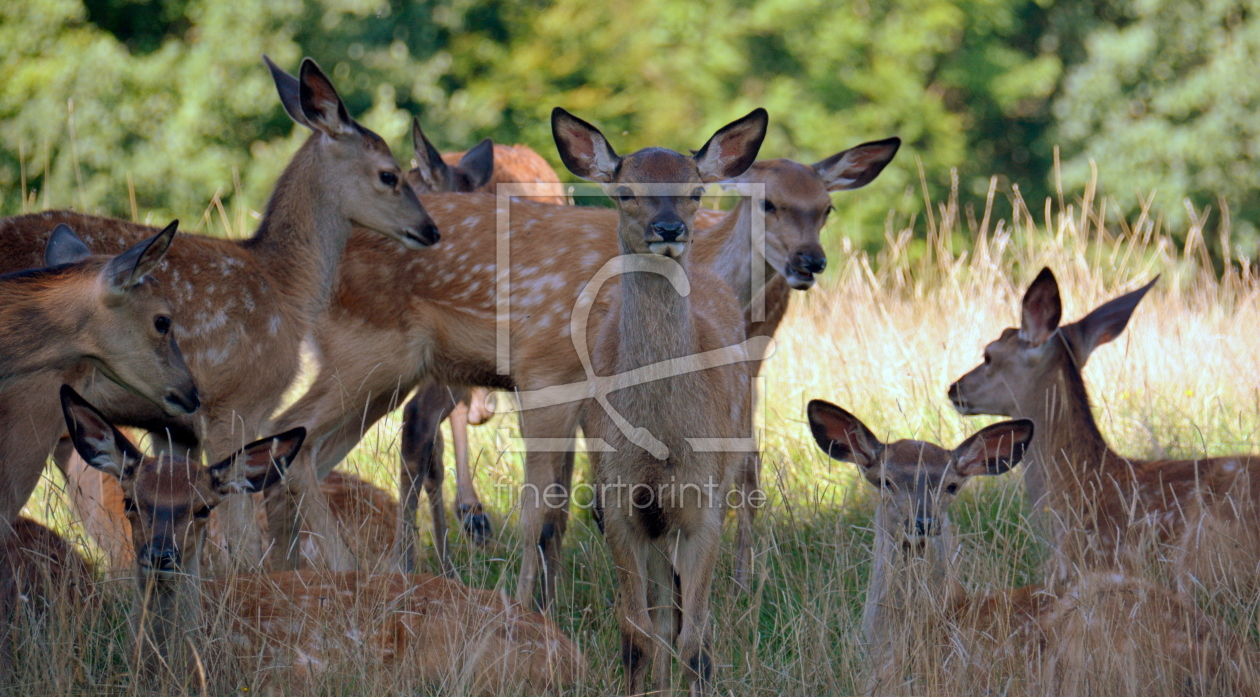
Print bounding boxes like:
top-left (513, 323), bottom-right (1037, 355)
top-left (516, 403), bottom-right (580, 611)
top-left (450, 399), bottom-right (492, 544)
top-left (399, 384), bottom-right (458, 577)
top-left (606, 522), bottom-right (653, 696)
top-left (675, 525), bottom-right (719, 697)
top-left (646, 544), bottom-right (678, 693)
top-left (732, 450), bottom-right (761, 592)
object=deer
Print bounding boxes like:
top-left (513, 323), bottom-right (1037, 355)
top-left (548, 106), bottom-right (767, 695)
top-left (59, 386), bottom-right (585, 695)
top-left (0, 55), bottom-right (438, 572)
top-left (806, 400), bottom-right (1258, 696)
top-left (261, 126), bottom-right (897, 602)
top-left (948, 268), bottom-right (1260, 598)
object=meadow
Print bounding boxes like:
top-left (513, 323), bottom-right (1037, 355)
top-left (13, 169), bottom-right (1260, 695)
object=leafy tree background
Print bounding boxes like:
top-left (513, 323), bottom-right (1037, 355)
top-left (0, 0), bottom-right (1256, 258)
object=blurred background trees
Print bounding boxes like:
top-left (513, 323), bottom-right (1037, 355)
top-left (1, 0), bottom-right (1256, 258)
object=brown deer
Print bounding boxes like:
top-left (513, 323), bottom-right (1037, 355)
top-left (59, 386), bottom-right (584, 695)
top-left (263, 133), bottom-right (897, 599)
top-left (551, 106), bottom-right (766, 695)
top-left (0, 221), bottom-right (196, 679)
top-left (0, 55), bottom-right (437, 569)
top-left (410, 118), bottom-right (570, 205)
top-left (806, 400), bottom-right (1257, 696)
top-left (948, 269), bottom-right (1260, 596)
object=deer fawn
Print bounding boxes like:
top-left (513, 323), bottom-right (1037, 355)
top-left (807, 400), bottom-right (1257, 696)
top-left (59, 386), bottom-right (584, 695)
top-left (0, 222), bottom-right (196, 679)
top-left (0, 56), bottom-right (437, 569)
top-left (948, 268), bottom-right (1260, 597)
top-left (551, 106), bottom-right (766, 695)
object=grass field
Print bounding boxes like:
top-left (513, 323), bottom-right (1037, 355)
top-left (13, 172), bottom-right (1260, 694)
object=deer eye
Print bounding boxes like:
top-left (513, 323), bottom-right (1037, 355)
top-left (193, 507), bottom-right (212, 519)
top-left (762, 199), bottom-right (776, 214)
top-left (690, 187), bottom-right (704, 202)
top-left (379, 171), bottom-right (399, 187)
top-left (123, 497), bottom-right (138, 513)
top-left (945, 483), bottom-right (959, 495)
top-left (153, 315), bottom-right (172, 335)
top-left (614, 187), bottom-right (634, 203)
top-left (879, 478), bottom-right (893, 491)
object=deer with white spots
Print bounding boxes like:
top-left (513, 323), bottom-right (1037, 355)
top-left (551, 107), bottom-right (766, 695)
top-left (949, 268), bottom-right (1260, 598)
top-left (261, 122), bottom-right (897, 601)
top-left (0, 222), bottom-right (196, 679)
top-left (59, 386), bottom-right (584, 695)
top-left (0, 56), bottom-right (437, 570)
top-left (806, 401), bottom-right (1258, 696)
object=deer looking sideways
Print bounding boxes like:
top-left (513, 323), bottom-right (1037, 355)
top-left (260, 121), bottom-right (896, 606)
top-left (0, 55), bottom-right (437, 571)
top-left (550, 106), bottom-right (766, 695)
top-left (949, 269), bottom-right (1260, 597)
top-left (806, 400), bottom-right (1258, 696)
top-left (59, 386), bottom-right (584, 695)
top-left (0, 222), bottom-right (197, 678)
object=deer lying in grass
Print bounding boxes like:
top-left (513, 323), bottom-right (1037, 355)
top-left (9, 517), bottom-right (94, 612)
top-left (948, 268), bottom-right (1260, 597)
top-left (59, 387), bottom-right (584, 695)
top-left (806, 400), bottom-right (1258, 696)
top-left (264, 125), bottom-right (897, 605)
top-left (0, 56), bottom-right (437, 569)
top-left (551, 106), bottom-right (766, 695)
top-left (0, 222), bottom-right (196, 678)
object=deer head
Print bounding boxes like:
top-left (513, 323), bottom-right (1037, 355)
top-left (948, 268), bottom-right (1159, 418)
top-left (263, 56), bottom-right (439, 249)
top-left (806, 400), bottom-right (1032, 548)
top-left (60, 385), bottom-right (303, 582)
top-left (552, 107), bottom-right (768, 259)
top-left (726, 138), bottom-right (900, 290)
top-left (43, 222), bottom-right (199, 416)
top-left (407, 118), bottom-right (495, 193)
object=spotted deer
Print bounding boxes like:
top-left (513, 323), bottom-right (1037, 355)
top-left (0, 55), bottom-right (437, 570)
top-left (948, 269), bottom-right (1260, 596)
top-left (0, 222), bottom-right (196, 678)
top-left (262, 129), bottom-right (898, 602)
top-left (59, 386), bottom-right (584, 695)
top-left (550, 106), bottom-right (766, 695)
top-left (806, 400), bottom-right (1257, 696)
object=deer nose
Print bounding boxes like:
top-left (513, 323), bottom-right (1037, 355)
top-left (165, 386), bottom-right (200, 415)
top-left (140, 545), bottom-right (181, 572)
top-left (651, 221), bottom-right (687, 242)
top-left (790, 250), bottom-right (827, 274)
top-left (947, 382), bottom-right (963, 406)
top-left (914, 516), bottom-right (935, 536)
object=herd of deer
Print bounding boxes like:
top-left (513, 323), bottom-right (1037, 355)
top-left (0, 54), bottom-right (1257, 696)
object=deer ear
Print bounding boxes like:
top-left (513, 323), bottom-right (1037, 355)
top-left (694, 108), bottom-right (768, 183)
top-left (44, 224), bottom-right (93, 267)
top-left (298, 58), bottom-right (354, 137)
top-left (208, 428), bottom-right (305, 495)
top-left (60, 385), bottom-right (144, 482)
top-left (551, 108), bottom-right (620, 183)
top-left (103, 220), bottom-right (177, 292)
top-left (263, 55), bottom-right (309, 130)
top-left (410, 117), bottom-right (453, 192)
top-left (812, 137), bottom-right (900, 192)
top-left (457, 138), bottom-right (496, 191)
top-left (1019, 267), bottom-right (1062, 345)
top-left (954, 419), bottom-right (1034, 477)
top-left (806, 400), bottom-right (884, 468)
top-left (1061, 277), bottom-right (1158, 365)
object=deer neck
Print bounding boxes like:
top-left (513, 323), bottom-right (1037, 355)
top-left (244, 137), bottom-right (353, 324)
top-left (1017, 335), bottom-right (1113, 510)
top-left (0, 281), bottom-right (91, 384)
top-left (863, 511), bottom-right (961, 649)
top-left (698, 202), bottom-right (767, 311)
top-left (615, 235), bottom-right (696, 377)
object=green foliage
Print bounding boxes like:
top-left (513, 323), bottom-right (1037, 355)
top-left (1054, 0), bottom-right (1260, 259)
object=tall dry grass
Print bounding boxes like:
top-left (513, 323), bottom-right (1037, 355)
top-left (14, 167), bottom-right (1260, 694)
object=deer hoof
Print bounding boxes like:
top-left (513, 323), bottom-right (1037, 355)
top-left (457, 503), bottom-right (493, 545)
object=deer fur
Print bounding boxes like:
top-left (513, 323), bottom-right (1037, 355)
top-left (551, 106), bottom-right (766, 695)
top-left (807, 400), bottom-right (1257, 696)
top-left (949, 268), bottom-right (1260, 596)
top-left (0, 56), bottom-right (436, 569)
top-left (59, 386), bottom-right (584, 695)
